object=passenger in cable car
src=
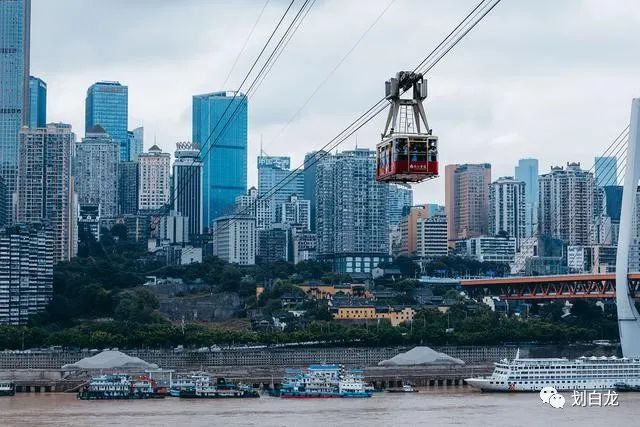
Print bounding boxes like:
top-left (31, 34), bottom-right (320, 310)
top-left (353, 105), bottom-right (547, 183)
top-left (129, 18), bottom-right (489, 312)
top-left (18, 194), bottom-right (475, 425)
top-left (411, 140), bottom-right (427, 162)
top-left (395, 140), bottom-right (408, 161)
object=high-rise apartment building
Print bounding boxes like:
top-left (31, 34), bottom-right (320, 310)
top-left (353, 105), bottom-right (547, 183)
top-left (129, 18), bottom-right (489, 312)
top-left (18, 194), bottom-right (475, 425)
top-left (594, 156), bottom-right (618, 187)
top-left (445, 163), bottom-right (491, 242)
top-left (85, 81), bottom-right (129, 160)
top-left (399, 205), bottom-right (430, 256)
top-left (538, 163), bottom-right (594, 246)
top-left (15, 124), bottom-right (77, 263)
top-left (28, 76), bottom-right (46, 128)
top-left (118, 161), bottom-right (138, 215)
top-left (316, 148), bottom-right (390, 273)
top-left (0, 0), bottom-right (31, 223)
top-left (280, 194), bottom-right (310, 230)
top-left (128, 126), bottom-right (144, 161)
top-left (75, 125), bottom-right (119, 218)
top-left (193, 91), bottom-right (247, 226)
top-left (257, 156), bottom-right (304, 229)
top-left (489, 176), bottom-right (526, 247)
top-left (0, 223), bottom-right (53, 325)
top-left (173, 141), bottom-right (203, 238)
top-left (415, 214), bottom-right (448, 260)
top-left (211, 215), bottom-right (256, 265)
top-left (388, 183), bottom-right (413, 227)
top-left (514, 158), bottom-right (538, 237)
top-left (303, 151), bottom-right (326, 232)
top-left (137, 145), bottom-right (170, 211)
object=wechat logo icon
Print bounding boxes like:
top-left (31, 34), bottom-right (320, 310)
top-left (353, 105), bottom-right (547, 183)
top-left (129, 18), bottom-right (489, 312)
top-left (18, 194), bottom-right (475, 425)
top-left (539, 387), bottom-right (565, 409)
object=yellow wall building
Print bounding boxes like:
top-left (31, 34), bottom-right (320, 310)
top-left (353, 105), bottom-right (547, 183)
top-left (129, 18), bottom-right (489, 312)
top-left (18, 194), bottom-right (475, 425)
top-left (333, 306), bottom-right (416, 327)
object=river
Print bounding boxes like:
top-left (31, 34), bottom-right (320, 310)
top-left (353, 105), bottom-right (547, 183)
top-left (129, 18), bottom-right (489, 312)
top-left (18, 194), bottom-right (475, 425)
top-left (1, 388), bottom-right (637, 426)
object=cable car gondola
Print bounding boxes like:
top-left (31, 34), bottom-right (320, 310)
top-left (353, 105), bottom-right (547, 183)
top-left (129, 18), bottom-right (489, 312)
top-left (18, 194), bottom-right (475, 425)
top-left (376, 71), bottom-right (438, 183)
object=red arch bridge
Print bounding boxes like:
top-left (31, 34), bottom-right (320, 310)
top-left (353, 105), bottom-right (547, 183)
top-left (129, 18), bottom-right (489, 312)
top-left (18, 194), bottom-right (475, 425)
top-left (460, 274), bottom-right (640, 301)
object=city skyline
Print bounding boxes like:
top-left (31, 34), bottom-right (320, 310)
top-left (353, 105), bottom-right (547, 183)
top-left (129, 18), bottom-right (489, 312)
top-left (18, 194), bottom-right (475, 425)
top-left (26, 0), bottom-right (640, 205)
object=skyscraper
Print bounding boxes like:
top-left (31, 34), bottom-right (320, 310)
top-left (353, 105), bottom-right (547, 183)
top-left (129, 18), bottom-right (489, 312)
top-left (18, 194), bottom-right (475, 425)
top-left (15, 124), bottom-right (77, 263)
top-left (128, 126), bottom-right (144, 161)
top-left (173, 141), bottom-right (203, 238)
top-left (75, 125), bottom-right (120, 218)
top-left (303, 150), bottom-right (327, 232)
top-left (445, 163), bottom-right (491, 242)
top-left (85, 81), bottom-right (129, 160)
top-left (0, 177), bottom-right (6, 227)
top-left (0, 223), bottom-right (53, 325)
top-left (594, 156), bottom-right (618, 187)
top-left (316, 149), bottom-right (390, 273)
top-left (398, 204), bottom-right (445, 256)
top-left (538, 163), bottom-right (594, 246)
top-left (515, 158), bottom-right (539, 237)
top-left (257, 156), bottom-right (304, 229)
top-left (387, 183), bottom-right (413, 227)
top-left (279, 194), bottom-right (311, 230)
top-left (193, 91), bottom-right (247, 227)
top-left (28, 76), bottom-right (46, 128)
top-left (489, 176), bottom-right (526, 248)
top-left (415, 214), bottom-right (448, 260)
top-left (0, 0), bottom-right (30, 223)
top-left (137, 145), bottom-right (170, 211)
top-left (118, 161), bottom-right (138, 215)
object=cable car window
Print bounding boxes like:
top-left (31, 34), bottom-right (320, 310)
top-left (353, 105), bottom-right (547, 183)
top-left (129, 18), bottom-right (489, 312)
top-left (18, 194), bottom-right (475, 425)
top-left (411, 140), bottom-right (427, 162)
top-left (428, 138), bottom-right (437, 162)
top-left (395, 139), bottom-right (408, 161)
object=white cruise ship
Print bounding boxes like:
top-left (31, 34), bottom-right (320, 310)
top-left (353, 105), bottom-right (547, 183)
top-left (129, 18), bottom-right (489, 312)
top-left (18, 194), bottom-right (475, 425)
top-left (465, 350), bottom-right (640, 392)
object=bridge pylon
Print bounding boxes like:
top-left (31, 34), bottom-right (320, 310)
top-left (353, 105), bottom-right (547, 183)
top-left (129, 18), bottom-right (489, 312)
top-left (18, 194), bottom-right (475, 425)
top-left (616, 98), bottom-right (640, 358)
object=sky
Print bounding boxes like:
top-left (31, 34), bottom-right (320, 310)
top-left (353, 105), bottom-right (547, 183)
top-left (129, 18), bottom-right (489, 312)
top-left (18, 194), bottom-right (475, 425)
top-left (31, 0), bottom-right (640, 204)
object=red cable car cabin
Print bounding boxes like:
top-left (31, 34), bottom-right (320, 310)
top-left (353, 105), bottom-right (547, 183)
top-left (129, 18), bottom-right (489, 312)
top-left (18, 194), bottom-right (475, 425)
top-left (377, 134), bottom-right (438, 183)
top-left (375, 71), bottom-right (439, 183)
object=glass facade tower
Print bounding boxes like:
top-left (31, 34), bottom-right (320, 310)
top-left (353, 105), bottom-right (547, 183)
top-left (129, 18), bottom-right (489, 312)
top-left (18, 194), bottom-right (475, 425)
top-left (514, 158), bottom-right (539, 237)
top-left (28, 75), bottom-right (46, 128)
top-left (85, 81), bottom-right (129, 160)
top-left (594, 156), bottom-right (618, 187)
top-left (193, 91), bottom-right (247, 228)
top-left (0, 0), bottom-right (30, 222)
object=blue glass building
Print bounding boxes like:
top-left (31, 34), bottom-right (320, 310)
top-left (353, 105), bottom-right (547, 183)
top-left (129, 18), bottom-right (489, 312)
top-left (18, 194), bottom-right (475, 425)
top-left (594, 156), bottom-right (618, 187)
top-left (28, 76), bottom-right (46, 128)
top-left (128, 126), bottom-right (144, 161)
top-left (193, 91), bottom-right (247, 228)
top-left (514, 158), bottom-right (539, 237)
top-left (85, 81), bottom-right (128, 160)
top-left (0, 0), bottom-right (30, 220)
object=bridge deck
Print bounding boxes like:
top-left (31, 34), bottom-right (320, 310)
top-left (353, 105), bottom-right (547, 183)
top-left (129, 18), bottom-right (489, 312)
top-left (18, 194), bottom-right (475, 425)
top-left (460, 273), bottom-right (640, 300)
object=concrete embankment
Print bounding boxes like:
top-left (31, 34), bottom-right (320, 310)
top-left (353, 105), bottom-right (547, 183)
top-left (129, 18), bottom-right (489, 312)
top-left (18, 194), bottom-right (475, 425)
top-left (0, 346), bottom-right (515, 392)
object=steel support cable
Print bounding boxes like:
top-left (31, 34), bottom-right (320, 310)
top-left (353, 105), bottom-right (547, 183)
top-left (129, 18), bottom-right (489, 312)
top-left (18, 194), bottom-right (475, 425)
top-left (221, 0), bottom-right (272, 89)
top-left (536, 125), bottom-right (630, 231)
top-left (539, 126), bottom-right (629, 255)
top-left (213, 0), bottom-right (503, 237)
top-left (261, 0), bottom-right (398, 149)
top-left (250, 0), bottom-right (317, 97)
top-left (164, 0), bottom-right (309, 217)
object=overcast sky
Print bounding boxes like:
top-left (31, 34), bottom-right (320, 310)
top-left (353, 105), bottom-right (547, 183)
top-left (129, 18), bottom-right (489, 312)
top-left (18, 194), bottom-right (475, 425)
top-left (31, 0), bottom-right (640, 204)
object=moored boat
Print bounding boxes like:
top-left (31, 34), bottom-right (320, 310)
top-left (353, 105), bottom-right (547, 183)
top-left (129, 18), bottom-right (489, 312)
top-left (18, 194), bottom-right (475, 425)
top-left (178, 377), bottom-right (259, 399)
top-left (0, 381), bottom-right (15, 397)
top-left (386, 382), bottom-right (418, 393)
top-left (77, 374), bottom-right (164, 400)
top-left (279, 364), bottom-right (372, 398)
top-left (465, 350), bottom-right (640, 392)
